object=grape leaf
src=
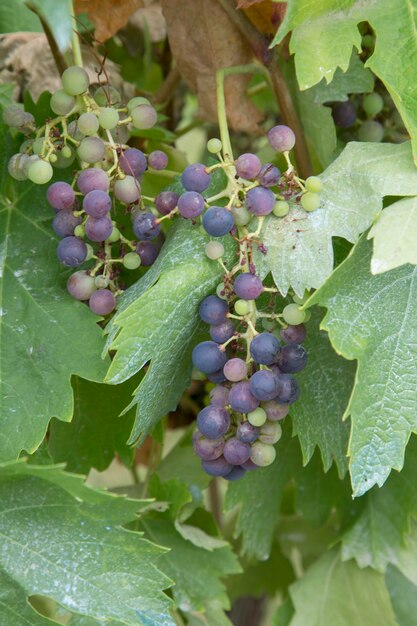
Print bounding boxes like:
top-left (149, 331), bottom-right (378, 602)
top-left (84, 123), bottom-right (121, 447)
top-left (74, 0), bottom-right (145, 42)
top-left (311, 53), bottom-right (374, 104)
top-left (0, 570), bottom-right (59, 625)
top-left (368, 197), bottom-right (417, 274)
top-left (104, 220), bottom-right (236, 446)
top-left (308, 236), bottom-right (417, 496)
top-left (254, 142), bottom-right (417, 297)
top-left (0, 169), bottom-right (109, 462)
top-left (290, 308), bottom-right (354, 476)
top-left (0, 0), bottom-right (42, 34)
top-left (341, 437), bottom-right (417, 571)
top-left (288, 548), bottom-right (397, 626)
top-left (21, 0), bottom-right (72, 52)
top-left (386, 565), bottom-right (417, 626)
top-left (0, 462), bottom-right (174, 626)
top-left (272, 0), bottom-right (417, 165)
top-left (48, 377), bottom-right (139, 474)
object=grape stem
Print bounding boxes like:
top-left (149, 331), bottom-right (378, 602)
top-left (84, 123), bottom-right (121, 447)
top-left (68, 0), bottom-right (83, 68)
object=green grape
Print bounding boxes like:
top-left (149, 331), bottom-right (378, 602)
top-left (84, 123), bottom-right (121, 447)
top-left (305, 176), bottom-right (322, 193)
top-left (32, 138), bottom-right (45, 155)
top-left (8, 153), bottom-right (29, 180)
top-left (49, 153), bottom-right (58, 163)
top-left (363, 92), bottom-right (384, 118)
top-left (358, 120), bottom-right (384, 142)
top-left (235, 299), bottom-right (250, 315)
top-left (95, 275), bottom-right (110, 288)
top-left (273, 200), bottom-right (289, 217)
top-left (216, 283), bottom-right (227, 300)
top-left (54, 146), bottom-right (76, 169)
top-left (50, 89), bottom-right (75, 116)
top-left (94, 86), bottom-right (122, 107)
top-left (127, 96), bottom-right (150, 113)
top-left (62, 145), bottom-right (72, 159)
top-left (99, 107), bottom-right (119, 129)
top-left (123, 252), bottom-right (141, 269)
top-left (77, 137), bottom-right (105, 164)
top-left (247, 408), bottom-right (267, 427)
top-left (19, 139), bottom-right (33, 153)
top-left (261, 318), bottom-right (276, 331)
top-left (74, 224), bottom-right (85, 238)
top-left (205, 241), bottom-right (224, 260)
top-left (232, 206), bottom-right (252, 226)
top-left (28, 159), bottom-right (53, 184)
top-left (282, 303), bottom-right (306, 325)
top-left (250, 441), bottom-right (276, 466)
top-left (259, 421), bottom-right (282, 445)
top-left (62, 66), bottom-right (89, 96)
top-left (3, 105), bottom-right (25, 127)
top-left (131, 104), bottom-right (157, 129)
top-left (22, 154), bottom-right (39, 177)
top-left (85, 243), bottom-right (95, 260)
top-left (207, 138), bottom-right (222, 153)
top-left (77, 112), bottom-right (99, 136)
top-left (301, 192), bottom-right (320, 212)
top-left (106, 226), bottom-right (120, 243)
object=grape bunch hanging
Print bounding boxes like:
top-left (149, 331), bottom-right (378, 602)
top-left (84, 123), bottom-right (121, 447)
top-left (5, 66), bottom-right (323, 480)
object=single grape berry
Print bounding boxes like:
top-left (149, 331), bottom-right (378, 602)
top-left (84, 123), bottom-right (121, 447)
top-left (132, 212), bottom-right (161, 240)
top-left (47, 182), bottom-right (75, 210)
top-left (77, 112), bottom-right (99, 136)
top-left (114, 176), bottom-right (141, 204)
top-left (155, 191), bottom-right (178, 215)
top-left (77, 137), bottom-right (105, 164)
top-left (85, 216), bottom-right (113, 242)
top-left (207, 369), bottom-right (227, 386)
top-left (275, 374), bottom-right (300, 404)
top-left (282, 303), bottom-right (306, 325)
top-left (119, 148), bottom-right (147, 177)
top-left (280, 324), bottom-right (306, 344)
top-left (57, 236), bottom-right (87, 267)
top-left (278, 343), bottom-right (307, 373)
top-left (131, 104), bottom-right (157, 129)
top-left (247, 407), bottom-right (267, 427)
top-left (209, 385), bottom-right (230, 407)
top-left (229, 381), bottom-right (259, 414)
top-left (192, 341), bottom-right (228, 374)
top-left (305, 176), bottom-right (322, 193)
top-left (202, 456), bottom-right (233, 477)
top-left (8, 153), bottom-right (29, 181)
top-left (123, 252), bottom-right (141, 270)
top-left (223, 466), bottom-right (246, 481)
top-left (234, 299), bottom-right (250, 315)
top-left (250, 441), bottom-right (276, 466)
top-left (52, 210), bottom-right (82, 237)
top-left (127, 96), bottom-right (150, 113)
top-left (223, 358), bottom-right (247, 382)
top-left (98, 107), bottom-right (119, 130)
top-left (136, 241), bottom-right (159, 266)
top-left (210, 320), bottom-right (235, 344)
top-left (363, 92), bottom-right (384, 118)
top-left (267, 125), bottom-right (296, 152)
top-left (61, 66), bottom-right (89, 96)
top-left (205, 241), bottom-right (225, 260)
top-left (3, 105), bottom-right (26, 127)
top-left (234, 273), bottom-right (263, 300)
top-left (232, 206), bottom-right (252, 226)
top-left (181, 163), bottom-right (211, 192)
top-left (235, 153), bottom-right (262, 179)
top-left (192, 430), bottom-right (225, 461)
top-left (237, 421), bottom-right (259, 444)
top-left (259, 421), bottom-right (282, 445)
top-left (250, 333), bottom-right (281, 365)
top-left (202, 206), bottom-right (234, 237)
top-left (358, 120), bottom-right (384, 142)
top-left (50, 90), bottom-right (75, 116)
top-left (89, 289), bottom-right (116, 315)
top-left (261, 400), bottom-right (289, 421)
top-left (249, 370), bottom-right (281, 401)
top-left (197, 405), bottom-right (230, 439)
top-left (83, 190), bottom-right (112, 218)
top-left (77, 168), bottom-right (110, 194)
top-left (67, 270), bottom-right (96, 301)
top-left (257, 163), bottom-right (281, 187)
top-left (28, 160), bottom-right (53, 184)
top-left (148, 150), bottom-right (168, 170)
top-left (199, 295), bottom-right (228, 325)
top-left (207, 138), bottom-right (222, 154)
top-left (223, 438), bottom-right (251, 465)
top-left (178, 191), bottom-right (205, 219)
top-left (301, 192), bottom-right (320, 212)
top-left (246, 186), bottom-right (275, 216)
top-left (332, 101), bottom-right (357, 128)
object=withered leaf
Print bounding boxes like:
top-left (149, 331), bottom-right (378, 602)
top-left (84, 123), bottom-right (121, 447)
top-left (75, 0), bottom-right (145, 41)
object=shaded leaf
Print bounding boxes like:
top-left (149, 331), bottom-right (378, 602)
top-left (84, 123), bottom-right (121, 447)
top-left (0, 0), bottom-right (42, 34)
top-left (386, 564), bottom-right (417, 626)
top-left (311, 53), bottom-right (374, 104)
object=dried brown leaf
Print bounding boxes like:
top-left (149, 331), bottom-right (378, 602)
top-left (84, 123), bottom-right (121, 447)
top-left (75, 0), bottom-right (145, 41)
top-left (161, 0), bottom-right (262, 134)
top-left (243, 1), bottom-right (285, 35)
top-left (236, 0), bottom-right (265, 7)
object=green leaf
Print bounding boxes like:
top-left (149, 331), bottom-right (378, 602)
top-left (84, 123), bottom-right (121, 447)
top-left (0, 570), bottom-right (59, 625)
top-left (311, 53), bottom-right (374, 104)
top-left (290, 308), bottom-right (354, 476)
top-left (0, 176), bottom-right (109, 462)
top-left (288, 548), bottom-right (397, 626)
top-left (48, 377), bottom-right (138, 474)
top-left (254, 142), bottom-right (417, 296)
top-left (0, 462), bottom-right (174, 626)
top-left (273, 0), bottom-right (417, 165)
top-left (273, 598), bottom-right (294, 626)
top-left (308, 236), bottom-right (417, 496)
top-left (23, 0), bottom-right (72, 52)
top-left (368, 197), bottom-right (417, 274)
top-left (104, 220), bottom-right (236, 446)
top-left (0, 0), bottom-right (42, 33)
top-left (386, 565), bottom-right (417, 626)
top-left (341, 437), bottom-right (417, 571)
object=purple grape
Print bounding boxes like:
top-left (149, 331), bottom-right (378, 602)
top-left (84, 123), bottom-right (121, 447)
top-left (77, 168), bottom-right (110, 194)
top-left (250, 333), bottom-right (281, 365)
top-left (85, 216), bottom-right (113, 242)
top-left (223, 466), bottom-right (246, 481)
top-left (192, 340), bottom-right (228, 374)
top-left (178, 191), bottom-right (205, 219)
top-left (114, 176), bottom-right (141, 204)
top-left (210, 320), bottom-right (235, 344)
top-left (277, 343), bottom-right (307, 373)
top-left (67, 270), bottom-right (96, 301)
top-left (202, 456), bottom-right (233, 477)
top-left (241, 458), bottom-right (258, 471)
top-left (249, 370), bottom-right (281, 401)
top-left (57, 236), bottom-right (87, 267)
top-left (262, 400), bottom-right (289, 421)
top-left (197, 405), bottom-right (230, 439)
top-left (209, 385), bottom-right (229, 407)
top-left (119, 148), bottom-right (147, 177)
top-left (229, 381), bottom-right (259, 414)
top-left (223, 358), bottom-right (247, 382)
top-left (131, 104), bottom-right (157, 129)
top-left (223, 437), bottom-right (251, 465)
top-left (257, 163), bottom-right (281, 187)
top-left (199, 295), bottom-right (228, 325)
top-left (275, 374), bottom-right (300, 404)
top-left (234, 273), bottom-right (263, 300)
top-left (235, 153), bottom-right (261, 179)
top-left (136, 241), bottom-right (159, 266)
top-left (206, 369), bottom-right (228, 383)
top-left (155, 191), bottom-right (178, 216)
top-left (148, 150), bottom-right (168, 170)
top-left (132, 212), bottom-right (161, 240)
top-left (332, 101), bottom-right (357, 128)
top-left (246, 186), bottom-right (275, 216)
top-left (181, 163), bottom-right (211, 192)
top-left (237, 421), bottom-right (259, 443)
top-left (280, 324), bottom-right (306, 344)
top-left (83, 189), bottom-right (112, 218)
top-left (52, 210), bottom-right (81, 237)
top-left (47, 181), bottom-right (75, 210)
top-left (192, 430), bottom-right (225, 461)
top-left (89, 289), bottom-right (116, 315)
top-left (267, 125), bottom-right (296, 152)
top-left (202, 207), bottom-right (234, 237)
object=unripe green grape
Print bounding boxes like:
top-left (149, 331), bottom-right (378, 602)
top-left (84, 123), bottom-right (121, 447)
top-left (8, 153), bottom-right (29, 180)
top-left (85, 243), bottom-right (95, 260)
top-left (273, 200), bottom-right (289, 217)
top-left (205, 241), bottom-right (224, 260)
top-left (50, 89), bottom-right (76, 115)
top-left (131, 104), bottom-right (157, 129)
top-left (77, 112), bottom-right (99, 136)
top-left (62, 66), bottom-right (89, 96)
top-left (363, 92), bottom-right (384, 117)
top-left (305, 176), bottom-right (322, 193)
top-left (301, 192), bottom-right (320, 212)
top-left (358, 120), bottom-right (384, 142)
top-left (261, 318), bottom-right (276, 331)
top-left (49, 153), bottom-right (58, 163)
top-left (54, 146), bottom-right (76, 169)
top-left (110, 123), bottom-right (129, 144)
top-left (207, 138), bottom-right (222, 153)
top-left (232, 206), bottom-right (252, 226)
top-left (28, 159), bottom-right (53, 184)
top-left (106, 226), bottom-right (120, 243)
top-left (32, 138), bottom-right (45, 155)
top-left (127, 96), bottom-right (150, 113)
top-left (94, 86), bottom-right (122, 107)
top-left (235, 299), bottom-right (250, 315)
top-left (67, 120), bottom-right (85, 140)
top-left (3, 105), bottom-right (25, 127)
top-left (250, 441), bottom-right (276, 466)
top-left (123, 252), bottom-right (141, 269)
top-left (22, 154), bottom-right (40, 177)
top-left (259, 421), bottom-right (282, 445)
top-left (19, 139), bottom-right (33, 153)
top-left (247, 407), bottom-right (267, 427)
top-left (282, 303), bottom-right (306, 325)
top-left (62, 145), bottom-right (72, 159)
top-left (74, 224), bottom-right (85, 238)
top-left (95, 275), bottom-right (109, 288)
top-left (99, 107), bottom-right (119, 129)
top-left (77, 137), bottom-right (105, 164)
top-left (216, 283), bottom-right (227, 300)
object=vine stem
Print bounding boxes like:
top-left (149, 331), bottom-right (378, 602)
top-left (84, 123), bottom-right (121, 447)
top-left (69, 0), bottom-right (83, 67)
